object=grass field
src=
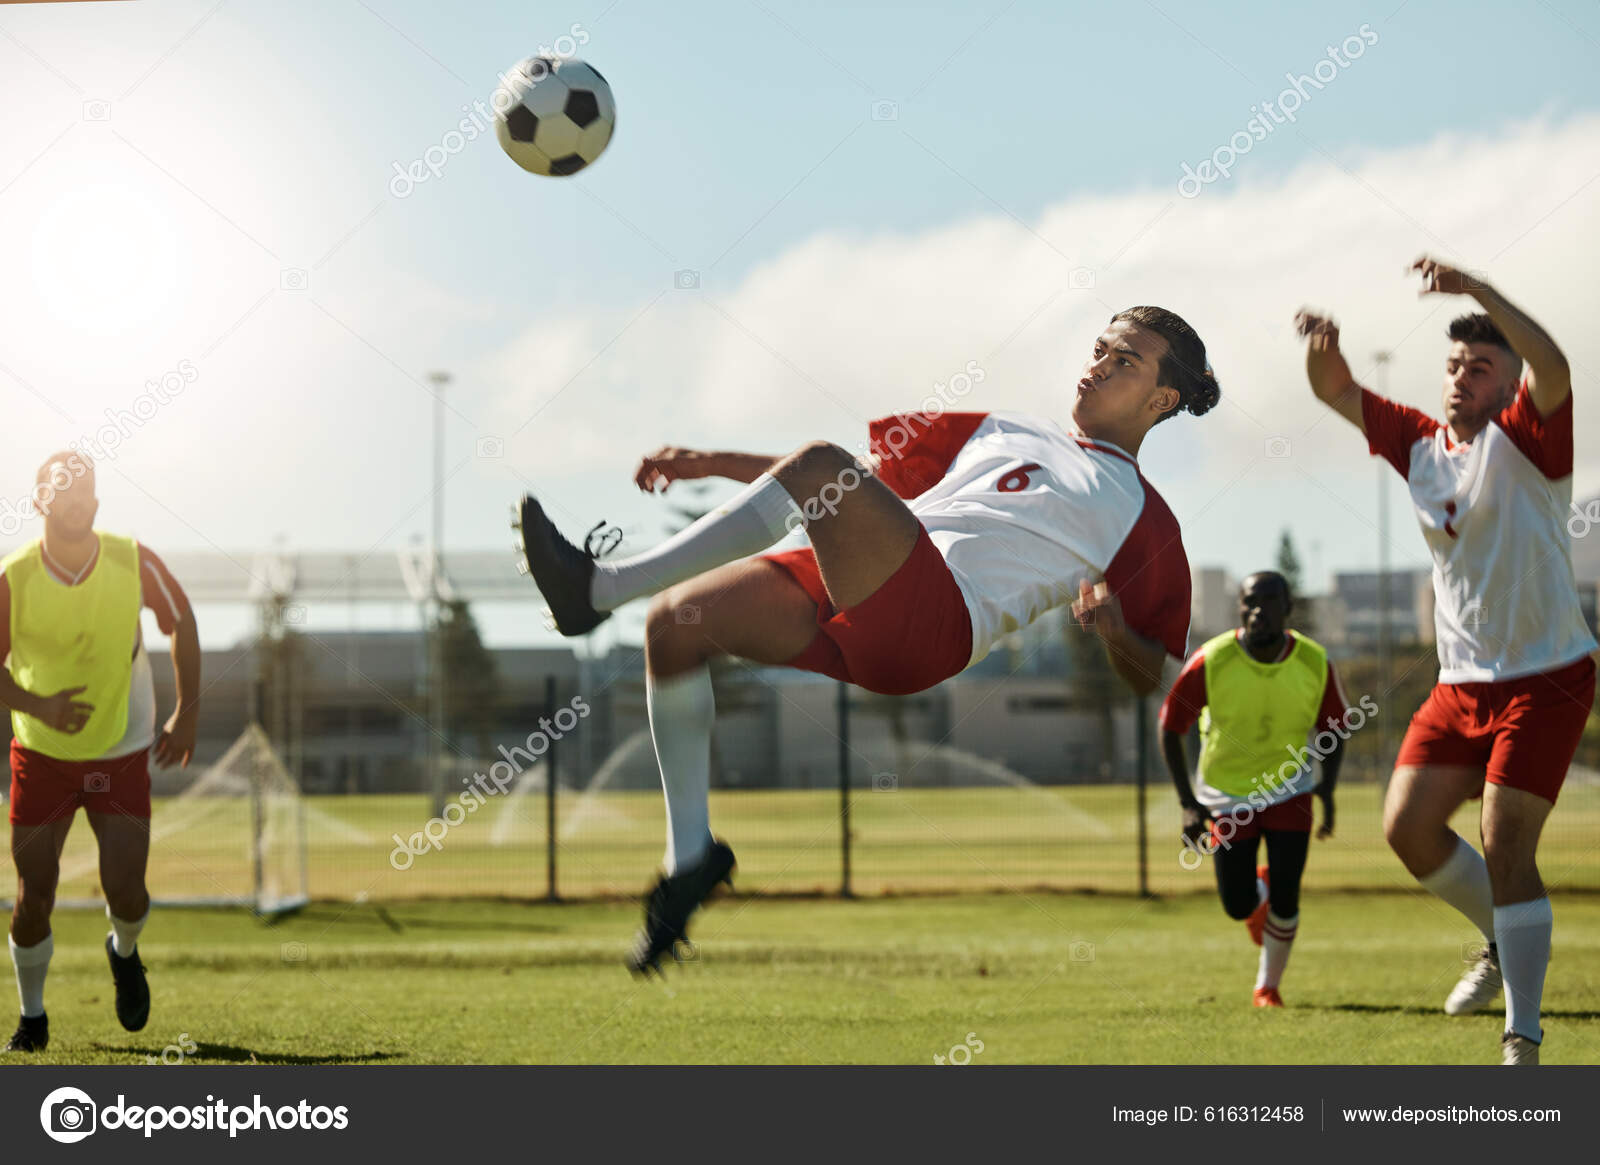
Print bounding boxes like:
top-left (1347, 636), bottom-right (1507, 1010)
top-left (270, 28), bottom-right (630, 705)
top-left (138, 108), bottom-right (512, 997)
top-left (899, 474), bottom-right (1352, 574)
top-left (4, 892), bottom-right (1599, 1066)
top-left (11, 780), bottom-right (1600, 902)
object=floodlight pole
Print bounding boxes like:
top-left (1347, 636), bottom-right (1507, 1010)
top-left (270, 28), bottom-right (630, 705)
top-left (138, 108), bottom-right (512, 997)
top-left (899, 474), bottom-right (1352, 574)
top-left (427, 371), bottom-right (451, 816)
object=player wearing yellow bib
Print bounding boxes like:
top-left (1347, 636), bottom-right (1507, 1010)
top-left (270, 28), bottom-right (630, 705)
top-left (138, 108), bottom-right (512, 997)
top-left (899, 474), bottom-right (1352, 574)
top-left (0, 453), bottom-right (200, 1053)
top-left (1159, 572), bottom-right (1352, 1007)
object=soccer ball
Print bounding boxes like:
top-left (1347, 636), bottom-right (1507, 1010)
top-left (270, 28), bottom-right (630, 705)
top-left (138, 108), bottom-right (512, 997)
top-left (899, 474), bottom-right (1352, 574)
top-left (493, 57), bottom-right (615, 177)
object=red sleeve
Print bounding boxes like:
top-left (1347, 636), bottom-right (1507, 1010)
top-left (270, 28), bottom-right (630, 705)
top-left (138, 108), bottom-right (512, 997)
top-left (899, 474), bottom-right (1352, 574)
top-left (1361, 388), bottom-right (1439, 481)
top-left (867, 411), bottom-right (987, 500)
top-left (1159, 650), bottom-right (1207, 733)
top-left (138, 546), bottom-right (190, 634)
top-left (1317, 658), bottom-right (1350, 733)
top-left (1103, 483), bottom-right (1191, 660)
top-left (1493, 380), bottom-right (1572, 479)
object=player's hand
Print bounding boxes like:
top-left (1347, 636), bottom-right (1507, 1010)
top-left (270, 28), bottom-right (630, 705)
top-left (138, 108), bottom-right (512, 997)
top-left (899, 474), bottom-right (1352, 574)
top-left (633, 447), bottom-right (719, 493)
top-left (32, 685), bottom-right (93, 734)
top-left (154, 709), bottom-right (197, 768)
top-left (1409, 255), bottom-right (1481, 298)
top-left (1293, 309), bottom-right (1340, 347)
top-left (1071, 579), bottom-right (1127, 644)
top-left (1180, 803), bottom-right (1212, 847)
top-left (1316, 795), bottom-right (1335, 839)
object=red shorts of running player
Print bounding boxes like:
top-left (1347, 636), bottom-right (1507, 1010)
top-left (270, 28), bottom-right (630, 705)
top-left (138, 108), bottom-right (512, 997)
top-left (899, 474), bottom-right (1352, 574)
top-left (763, 524), bottom-right (973, 697)
top-left (1395, 655), bottom-right (1596, 804)
top-left (1208, 793), bottom-right (1314, 847)
top-left (9, 741), bottom-right (152, 826)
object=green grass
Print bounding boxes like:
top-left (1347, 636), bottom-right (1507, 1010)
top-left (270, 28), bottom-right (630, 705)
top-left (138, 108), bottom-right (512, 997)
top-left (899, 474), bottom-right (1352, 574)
top-left (6, 892), bottom-right (1600, 1065)
top-left (14, 781), bottom-right (1600, 902)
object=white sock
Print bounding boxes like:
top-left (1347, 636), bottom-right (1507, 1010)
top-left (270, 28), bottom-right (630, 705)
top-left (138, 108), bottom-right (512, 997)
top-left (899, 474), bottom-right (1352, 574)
top-left (590, 473), bottom-right (796, 611)
top-left (1495, 897), bottom-right (1552, 1043)
top-left (108, 905), bottom-right (148, 958)
top-left (1255, 875), bottom-right (1268, 907)
top-left (8, 934), bottom-right (52, 1018)
top-left (1418, 834), bottom-right (1495, 943)
top-left (1256, 911), bottom-right (1298, 990)
top-left (647, 666), bottom-right (715, 874)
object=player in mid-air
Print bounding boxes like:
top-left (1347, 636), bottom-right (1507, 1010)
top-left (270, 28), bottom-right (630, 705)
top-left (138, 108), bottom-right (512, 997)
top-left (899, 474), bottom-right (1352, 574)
top-left (514, 306), bottom-right (1220, 973)
top-left (1297, 258), bottom-right (1597, 1065)
top-left (1160, 571), bottom-right (1348, 1007)
top-left (0, 453), bottom-right (200, 1053)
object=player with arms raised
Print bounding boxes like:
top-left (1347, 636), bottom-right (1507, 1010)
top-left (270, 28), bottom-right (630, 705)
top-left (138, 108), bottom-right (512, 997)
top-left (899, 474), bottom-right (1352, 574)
top-left (1297, 259), bottom-right (1596, 1065)
top-left (514, 307), bottom-right (1219, 973)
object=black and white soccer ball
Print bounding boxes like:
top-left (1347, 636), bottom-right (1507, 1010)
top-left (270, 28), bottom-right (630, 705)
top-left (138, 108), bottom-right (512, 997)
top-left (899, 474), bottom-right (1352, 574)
top-left (493, 57), bottom-right (615, 177)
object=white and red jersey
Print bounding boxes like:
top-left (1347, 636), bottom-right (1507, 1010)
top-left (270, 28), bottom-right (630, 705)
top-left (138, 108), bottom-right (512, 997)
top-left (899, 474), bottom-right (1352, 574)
top-left (1363, 383), bottom-right (1597, 683)
top-left (868, 410), bottom-right (1191, 668)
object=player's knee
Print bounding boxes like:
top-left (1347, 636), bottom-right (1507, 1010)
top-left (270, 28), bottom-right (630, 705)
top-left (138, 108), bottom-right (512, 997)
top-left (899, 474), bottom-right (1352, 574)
top-left (779, 440), bottom-right (853, 484)
top-left (14, 883), bottom-right (55, 922)
top-left (1220, 889), bottom-right (1257, 920)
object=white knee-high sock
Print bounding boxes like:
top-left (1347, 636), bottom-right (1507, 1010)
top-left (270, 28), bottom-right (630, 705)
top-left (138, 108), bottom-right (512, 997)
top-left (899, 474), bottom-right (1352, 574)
top-left (8, 934), bottom-right (52, 1018)
top-left (590, 474), bottom-right (797, 611)
top-left (1418, 834), bottom-right (1495, 943)
top-left (108, 905), bottom-right (148, 958)
top-left (1256, 911), bottom-right (1297, 989)
top-left (1496, 897), bottom-right (1552, 1042)
top-left (647, 666), bottom-right (715, 874)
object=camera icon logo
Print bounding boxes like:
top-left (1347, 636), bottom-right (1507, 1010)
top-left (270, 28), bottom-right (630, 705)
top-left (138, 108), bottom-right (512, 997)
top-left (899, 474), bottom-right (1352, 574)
top-left (673, 269), bottom-right (700, 290)
top-left (1068, 266), bottom-right (1096, 290)
top-left (1069, 940), bottom-right (1096, 963)
top-left (674, 604), bottom-right (701, 625)
top-left (1264, 436), bottom-right (1292, 459)
top-left (871, 771), bottom-right (898, 792)
top-left (40, 1086), bottom-right (97, 1143)
top-left (476, 435), bottom-right (505, 459)
top-left (83, 772), bottom-right (110, 794)
top-left (82, 100), bottom-right (111, 122)
top-left (280, 268), bottom-right (308, 291)
top-left (871, 99), bottom-right (898, 121)
top-left (283, 603), bottom-right (307, 625)
top-left (281, 941), bottom-right (308, 963)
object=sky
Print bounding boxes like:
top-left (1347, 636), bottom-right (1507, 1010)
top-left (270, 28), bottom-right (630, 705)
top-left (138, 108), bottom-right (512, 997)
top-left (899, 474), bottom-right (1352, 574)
top-left (2, 0), bottom-right (1599, 649)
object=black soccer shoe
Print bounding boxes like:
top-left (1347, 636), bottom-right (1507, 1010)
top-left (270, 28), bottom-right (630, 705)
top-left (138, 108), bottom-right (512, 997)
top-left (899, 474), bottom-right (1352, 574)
top-left (513, 494), bottom-right (612, 637)
top-left (627, 841), bottom-right (737, 977)
top-left (106, 936), bottom-right (150, 1032)
top-left (4, 1012), bottom-right (48, 1053)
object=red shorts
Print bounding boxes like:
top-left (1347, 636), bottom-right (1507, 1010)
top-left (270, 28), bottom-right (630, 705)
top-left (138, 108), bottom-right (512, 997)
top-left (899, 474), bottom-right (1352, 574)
top-left (1395, 655), bottom-right (1596, 804)
top-left (763, 525), bottom-right (973, 696)
top-left (9, 741), bottom-right (152, 826)
top-left (1208, 793), bottom-right (1314, 846)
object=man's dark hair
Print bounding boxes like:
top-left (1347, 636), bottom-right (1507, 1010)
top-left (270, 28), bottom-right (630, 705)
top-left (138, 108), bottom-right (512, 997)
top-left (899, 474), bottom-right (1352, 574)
top-left (1111, 306), bottom-right (1221, 424)
top-left (1241, 570), bottom-right (1291, 605)
top-left (1447, 313), bottom-right (1523, 378)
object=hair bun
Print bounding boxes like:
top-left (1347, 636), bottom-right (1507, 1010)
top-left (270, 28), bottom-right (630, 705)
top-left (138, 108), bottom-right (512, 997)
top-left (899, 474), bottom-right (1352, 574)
top-left (1186, 367), bottom-right (1221, 417)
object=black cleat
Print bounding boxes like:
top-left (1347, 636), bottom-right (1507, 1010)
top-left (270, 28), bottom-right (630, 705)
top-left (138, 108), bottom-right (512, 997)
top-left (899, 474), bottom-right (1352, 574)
top-left (4, 1012), bottom-right (48, 1053)
top-left (512, 494), bottom-right (612, 637)
top-left (106, 936), bottom-right (150, 1032)
top-left (628, 841), bottom-right (737, 977)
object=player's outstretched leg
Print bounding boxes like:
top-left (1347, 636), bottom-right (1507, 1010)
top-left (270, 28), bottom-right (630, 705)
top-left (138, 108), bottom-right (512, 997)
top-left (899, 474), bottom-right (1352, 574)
top-left (90, 813), bottom-right (151, 1032)
top-left (1254, 829), bottom-right (1309, 1008)
top-left (1481, 784), bottom-right (1554, 1066)
top-left (514, 467), bottom-right (798, 636)
top-left (5, 820), bottom-right (69, 1053)
top-left (1384, 766), bottom-right (1502, 1016)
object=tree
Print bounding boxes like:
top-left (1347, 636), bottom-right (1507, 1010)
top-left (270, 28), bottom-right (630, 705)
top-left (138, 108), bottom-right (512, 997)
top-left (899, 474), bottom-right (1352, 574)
top-left (1275, 529), bottom-right (1316, 637)
top-left (438, 598), bottom-right (501, 766)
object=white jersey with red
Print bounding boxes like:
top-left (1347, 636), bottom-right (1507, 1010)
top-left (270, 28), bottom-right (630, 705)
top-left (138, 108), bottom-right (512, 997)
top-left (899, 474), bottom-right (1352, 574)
top-left (1362, 382), bottom-right (1597, 683)
top-left (868, 410), bottom-right (1192, 668)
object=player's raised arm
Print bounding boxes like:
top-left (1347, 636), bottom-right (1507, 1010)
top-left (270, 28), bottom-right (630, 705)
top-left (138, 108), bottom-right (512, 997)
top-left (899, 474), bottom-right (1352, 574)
top-left (1294, 309), bottom-right (1367, 432)
top-left (633, 447), bottom-right (780, 492)
top-left (1072, 579), bottom-right (1168, 698)
top-left (1411, 256), bottom-right (1571, 416)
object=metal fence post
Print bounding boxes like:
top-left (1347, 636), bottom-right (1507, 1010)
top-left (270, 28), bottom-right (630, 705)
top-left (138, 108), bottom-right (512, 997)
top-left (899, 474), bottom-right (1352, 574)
top-left (1136, 695), bottom-right (1150, 898)
top-left (837, 680), bottom-right (852, 898)
top-left (545, 674), bottom-right (558, 902)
